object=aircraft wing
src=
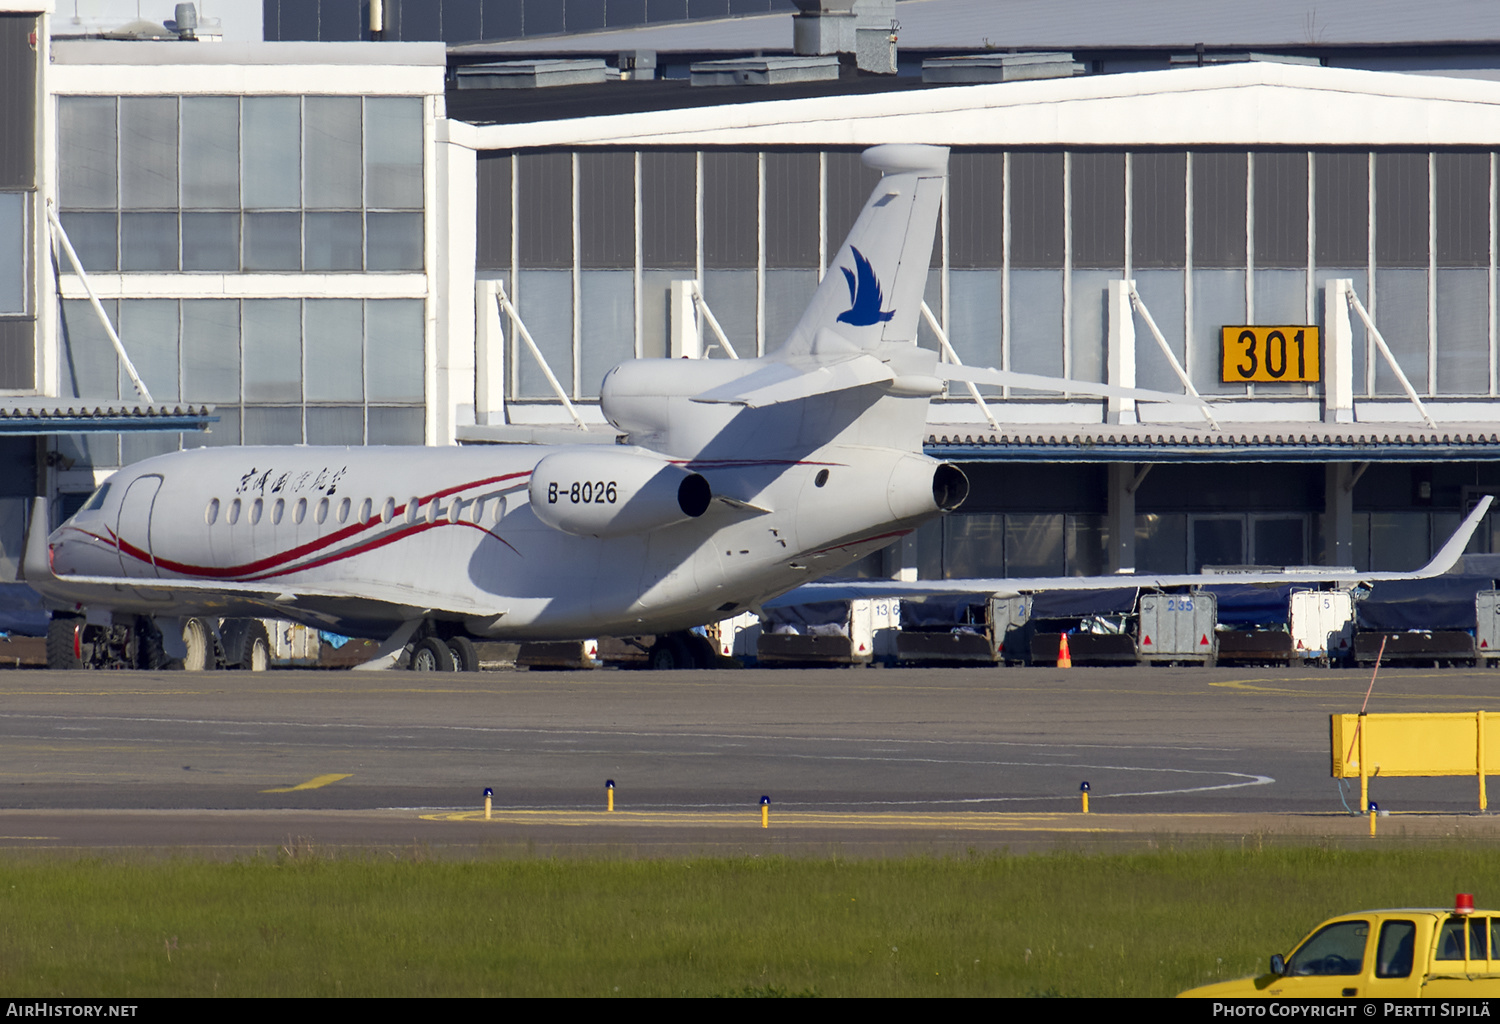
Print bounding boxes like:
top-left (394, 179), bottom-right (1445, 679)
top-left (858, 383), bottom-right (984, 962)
top-left (768, 495), bottom-right (1494, 606)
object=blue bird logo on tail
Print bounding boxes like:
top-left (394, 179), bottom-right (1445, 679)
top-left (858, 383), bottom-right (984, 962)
top-left (836, 247), bottom-right (895, 327)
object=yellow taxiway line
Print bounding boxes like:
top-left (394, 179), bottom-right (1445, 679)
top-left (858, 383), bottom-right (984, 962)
top-left (261, 773), bottom-right (352, 794)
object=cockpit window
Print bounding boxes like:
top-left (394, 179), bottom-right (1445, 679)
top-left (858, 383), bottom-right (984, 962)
top-left (81, 484), bottom-right (111, 512)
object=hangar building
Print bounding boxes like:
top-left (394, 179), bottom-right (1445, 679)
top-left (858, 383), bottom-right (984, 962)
top-left (5, 0), bottom-right (1500, 591)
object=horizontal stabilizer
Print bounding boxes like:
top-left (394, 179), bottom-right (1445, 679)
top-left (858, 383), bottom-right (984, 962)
top-left (691, 353), bottom-right (894, 408)
top-left (941, 365), bottom-right (1211, 408)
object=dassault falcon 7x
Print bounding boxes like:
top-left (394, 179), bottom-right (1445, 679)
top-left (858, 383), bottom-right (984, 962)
top-left (28, 144), bottom-right (996, 671)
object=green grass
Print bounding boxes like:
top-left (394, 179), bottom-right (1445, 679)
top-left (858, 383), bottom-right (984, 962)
top-left (3, 845), bottom-right (1499, 996)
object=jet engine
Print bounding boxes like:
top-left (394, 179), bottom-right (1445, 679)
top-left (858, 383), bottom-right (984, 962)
top-left (528, 447), bottom-right (712, 538)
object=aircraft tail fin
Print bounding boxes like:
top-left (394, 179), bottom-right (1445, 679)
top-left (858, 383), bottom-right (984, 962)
top-left (779, 144), bottom-right (947, 356)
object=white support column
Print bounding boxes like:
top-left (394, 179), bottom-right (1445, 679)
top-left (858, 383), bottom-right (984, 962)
top-left (669, 280), bottom-right (702, 359)
top-left (436, 135), bottom-right (478, 442)
top-left (1107, 463), bottom-right (1138, 574)
top-left (1323, 277), bottom-right (1355, 423)
top-left (1323, 462), bottom-right (1357, 568)
top-left (474, 279), bottom-right (506, 425)
top-left (1107, 278), bottom-right (1136, 424)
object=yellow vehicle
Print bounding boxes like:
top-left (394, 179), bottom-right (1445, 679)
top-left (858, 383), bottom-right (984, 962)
top-left (1180, 896), bottom-right (1500, 998)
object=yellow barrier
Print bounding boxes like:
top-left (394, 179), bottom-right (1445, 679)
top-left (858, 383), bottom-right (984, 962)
top-left (1331, 711), bottom-right (1497, 812)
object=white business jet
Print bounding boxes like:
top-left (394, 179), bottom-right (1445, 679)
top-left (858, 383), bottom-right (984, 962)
top-left (27, 144), bottom-right (981, 671)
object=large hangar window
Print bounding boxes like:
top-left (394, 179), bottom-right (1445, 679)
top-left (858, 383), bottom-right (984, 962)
top-left (702, 150), bottom-right (758, 355)
top-left (1374, 152), bottom-right (1430, 394)
top-left (1252, 151), bottom-right (1310, 355)
top-left (947, 151), bottom-right (1003, 370)
top-left (1131, 151), bottom-right (1186, 268)
top-left (0, 12), bottom-right (40, 391)
top-left (57, 95), bottom-right (424, 275)
top-left (1435, 153), bottom-right (1491, 392)
top-left (56, 297), bottom-right (426, 467)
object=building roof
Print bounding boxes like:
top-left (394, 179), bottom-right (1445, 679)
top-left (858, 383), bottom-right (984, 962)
top-left (924, 422), bottom-right (1500, 463)
top-left (447, 61), bottom-right (1500, 150)
top-left (455, 0), bottom-right (1500, 57)
top-left (446, 72), bottom-right (940, 126)
top-left (50, 39), bottom-right (447, 66)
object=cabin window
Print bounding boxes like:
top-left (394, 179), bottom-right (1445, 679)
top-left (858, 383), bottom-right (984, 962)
top-left (337, 497), bottom-right (351, 523)
top-left (315, 497), bottom-right (328, 524)
top-left (272, 498), bottom-right (285, 524)
top-left (205, 498), bottom-right (219, 525)
top-left (228, 498), bottom-right (241, 525)
top-left (382, 497), bottom-right (395, 524)
top-left (293, 497), bottom-right (307, 524)
top-left (448, 500), bottom-right (462, 525)
top-left (406, 497), bottom-right (419, 525)
top-left (359, 497), bottom-right (373, 523)
top-left (250, 498), bottom-right (263, 524)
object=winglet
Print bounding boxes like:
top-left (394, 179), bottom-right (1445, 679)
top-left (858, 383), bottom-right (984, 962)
top-left (1416, 494), bottom-right (1493, 577)
top-left (20, 497), bottom-right (50, 584)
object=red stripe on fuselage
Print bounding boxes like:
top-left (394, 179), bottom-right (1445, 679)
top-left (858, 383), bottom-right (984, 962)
top-left (102, 470), bottom-right (530, 580)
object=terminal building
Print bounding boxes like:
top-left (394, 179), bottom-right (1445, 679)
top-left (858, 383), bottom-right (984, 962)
top-left (4, 0), bottom-right (1500, 596)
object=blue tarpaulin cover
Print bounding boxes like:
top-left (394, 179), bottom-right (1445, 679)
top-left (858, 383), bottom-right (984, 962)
top-left (0, 583), bottom-right (50, 637)
top-left (1200, 583), bottom-right (1296, 626)
top-left (1029, 587), bottom-right (1138, 618)
top-left (1356, 575), bottom-right (1496, 631)
top-left (900, 595), bottom-right (988, 629)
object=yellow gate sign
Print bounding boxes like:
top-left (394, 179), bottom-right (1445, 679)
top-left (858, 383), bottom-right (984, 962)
top-left (1331, 711), bottom-right (1498, 811)
top-left (1221, 326), bottom-right (1321, 383)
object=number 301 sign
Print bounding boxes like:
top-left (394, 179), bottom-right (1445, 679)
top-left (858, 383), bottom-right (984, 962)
top-left (1220, 325), bottom-right (1321, 383)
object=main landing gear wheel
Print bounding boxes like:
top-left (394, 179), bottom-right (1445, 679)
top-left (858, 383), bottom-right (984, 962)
top-left (410, 636), bottom-right (456, 672)
top-left (647, 632), bottom-right (717, 671)
top-left (181, 618), bottom-right (217, 672)
top-left (222, 620), bottom-right (271, 671)
top-left (446, 636), bottom-right (480, 673)
top-left (46, 617), bottom-right (84, 670)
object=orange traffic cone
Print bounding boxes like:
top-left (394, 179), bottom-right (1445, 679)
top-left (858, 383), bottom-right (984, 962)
top-left (1058, 632), bottom-right (1072, 669)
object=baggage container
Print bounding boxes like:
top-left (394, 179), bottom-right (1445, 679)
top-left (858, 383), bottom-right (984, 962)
top-left (1138, 591), bottom-right (1217, 665)
top-left (895, 595), bottom-right (1004, 666)
top-left (1477, 590), bottom-right (1500, 663)
top-left (757, 599), bottom-right (899, 666)
top-left (1289, 590), bottom-right (1353, 664)
top-left (1354, 630), bottom-right (1475, 667)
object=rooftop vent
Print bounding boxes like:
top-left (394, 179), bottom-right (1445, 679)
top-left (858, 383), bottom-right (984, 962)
top-left (922, 52), bottom-right (1084, 84)
top-left (455, 59), bottom-right (610, 90)
top-left (690, 55), bottom-right (840, 87)
top-left (1167, 52), bottom-right (1322, 67)
top-left (616, 49), bottom-right (656, 81)
top-left (792, 0), bottom-right (856, 57)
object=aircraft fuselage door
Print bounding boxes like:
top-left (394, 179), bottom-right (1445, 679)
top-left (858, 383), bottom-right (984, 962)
top-left (116, 474), bottom-right (164, 578)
